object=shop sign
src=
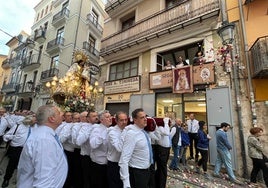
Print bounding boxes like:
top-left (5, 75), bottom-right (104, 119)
top-left (104, 76), bottom-right (140, 95)
top-left (149, 70), bottom-right (173, 89)
top-left (105, 93), bottom-right (131, 103)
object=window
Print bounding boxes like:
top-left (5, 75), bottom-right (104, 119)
top-left (41, 9), bottom-right (44, 18)
top-left (50, 55), bottom-right (59, 69)
top-left (121, 12), bottom-right (135, 30)
top-left (109, 58), bottom-right (138, 81)
top-left (88, 35), bottom-right (96, 47)
top-left (166, 0), bottom-right (188, 9)
top-left (36, 13), bottom-right (40, 22)
top-left (56, 27), bottom-right (64, 44)
top-left (45, 5), bottom-right (48, 14)
top-left (91, 9), bottom-right (99, 25)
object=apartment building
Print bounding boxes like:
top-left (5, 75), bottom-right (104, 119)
top-left (1, 0), bottom-right (105, 112)
top-left (0, 31), bottom-right (30, 111)
top-left (99, 0), bottom-right (258, 176)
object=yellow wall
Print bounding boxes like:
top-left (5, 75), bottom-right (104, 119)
top-left (252, 79), bottom-right (268, 101)
top-left (227, 0), bottom-right (268, 47)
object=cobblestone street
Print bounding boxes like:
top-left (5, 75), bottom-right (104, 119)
top-left (0, 146), bottom-right (266, 188)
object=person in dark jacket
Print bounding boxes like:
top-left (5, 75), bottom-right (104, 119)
top-left (195, 121), bottom-right (211, 179)
top-left (179, 123), bottom-right (190, 171)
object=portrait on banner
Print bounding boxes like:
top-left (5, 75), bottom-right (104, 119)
top-left (173, 66), bottom-right (193, 93)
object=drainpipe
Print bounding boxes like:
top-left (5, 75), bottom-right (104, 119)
top-left (219, 0), bottom-right (248, 178)
top-left (238, 0), bottom-right (256, 125)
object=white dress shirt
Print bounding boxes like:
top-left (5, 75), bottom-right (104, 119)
top-left (187, 119), bottom-right (199, 133)
top-left (89, 124), bottom-right (108, 164)
top-left (156, 123), bottom-right (171, 148)
top-left (119, 124), bottom-right (151, 188)
top-left (59, 122), bottom-right (75, 152)
top-left (0, 116), bottom-right (11, 136)
top-left (76, 123), bottom-right (93, 156)
top-left (17, 125), bottom-right (67, 188)
top-left (107, 125), bottom-right (124, 162)
top-left (71, 122), bottom-right (82, 147)
top-left (3, 123), bottom-right (31, 147)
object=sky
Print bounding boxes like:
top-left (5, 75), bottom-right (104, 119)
top-left (0, 0), bottom-right (37, 55)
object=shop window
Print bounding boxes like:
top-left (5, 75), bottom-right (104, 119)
top-left (109, 58), bottom-right (138, 81)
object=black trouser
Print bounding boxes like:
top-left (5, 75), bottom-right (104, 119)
top-left (188, 133), bottom-right (198, 159)
top-left (107, 160), bottom-right (123, 188)
top-left (155, 145), bottom-right (170, 188)
top-left (63, 150), bottom-right (75, 188)
top-left (91, 161), bottom-right (108, 188)
top-left (250, 158), bottom-right (268, 186)
top-left (129, 167), bottom-right (150, 188)
top-left (73, 148), bottom-right (82, 188)
top-left (197, 149), bottom-right (208, 172)
top-left (81, 155), bottom-right (92, 188)
top-left (4, 146), bottom-right (23, 181)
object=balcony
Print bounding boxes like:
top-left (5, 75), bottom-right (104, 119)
top-left (1, 59), bottom-right (10, 69)
top-left (86, 13), bottom-right (103, 37)
top-left (52, 8), bottom-right (70, 27)
top-left (40, 68), bottom-right (59, 82)
top-left (100, 0), bottom-right (219, 56)
top-left (1, 83), bottom-right (18, 93)
top-left (21, 54), bottom-right (41, 72)
top-left (9, 56), bottom-right (21, 68)
top-left (82, 41), bottom-right (100, 64)
top-left (26, 37), bottom-right (35, 49)
top-left (105, 0), bottom-right (139, 16)
top-left (34, 28), bottom-right (46, 44)
top-left (17, 83), bottom-right (35, 97)
top-left (250, 36), bottom-right (268, 78)
top-left (46, 37), bottom-right (65, 55)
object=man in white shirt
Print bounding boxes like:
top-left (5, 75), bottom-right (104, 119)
top-left (119, 108), bottom-right (153, 188)
top-left (186, 113), bottom-right (199, 162)
top-left (155, 117), bottom-right (171, 188)
top-left (76, 110), bottom-right (98, 188)
top-left (59, 111), bottom-right (75, 188)
top-left (107, 111), bottom-right (128, 188)
top-left (1, 115), bottom-right (36, 188)
top-left (17, 105), bottom-right (67, 188)
top-left (90, 110), bottom-right (112, 188)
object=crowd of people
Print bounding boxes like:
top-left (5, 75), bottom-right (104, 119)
top-left (0, 106), bottom-right (267, 188)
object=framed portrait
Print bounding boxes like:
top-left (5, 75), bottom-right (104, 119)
top-left (173, 66), bottom-right (193, 93)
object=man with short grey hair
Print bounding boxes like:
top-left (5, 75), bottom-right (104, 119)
top-left (17, 105), bottom-right (67, 188)
top-left (90, 110), bottom-right (112, 188)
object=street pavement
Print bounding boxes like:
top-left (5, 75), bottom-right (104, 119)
top-left (0, 146), bottom-right (266, 188)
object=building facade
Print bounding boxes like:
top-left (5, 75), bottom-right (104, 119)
top-left (0, 0), bottom-right (106, 112)
top-left (226, 0), bottom-right (268, 177)
top-left (99, 0), bottom-right (266, 177)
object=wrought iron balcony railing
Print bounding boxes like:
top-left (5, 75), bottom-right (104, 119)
top-left (87, 13), bottom-right (103, 34)
top-left (100, 0), bottom-right (219, 56)
top-left (52, 7), bottom-right (70, 27)
top-left (83, 42), bottom-right (100, 57)
top-left (40, 68), bottom-right (59, 81)
top-left (250, 36), bottom-right (268, 78)
top-left (1, 83), bottom-right (18, 93)
top-left (21, 54), bottom-right (41, 71)
top-left (46, 37), bottom-right (65, 54)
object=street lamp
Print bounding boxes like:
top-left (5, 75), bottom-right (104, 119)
top-left (217, 18), bottom-right (248, 178)
top-left (217, 21), bottom-right (235, 45)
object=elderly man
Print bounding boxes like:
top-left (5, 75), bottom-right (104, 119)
top-left (90, 110), bottom-right (112, 188)
top-left (119, 108), bottom-right (153, 188)
top-left (17, 105), bottom-right (67, 188)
